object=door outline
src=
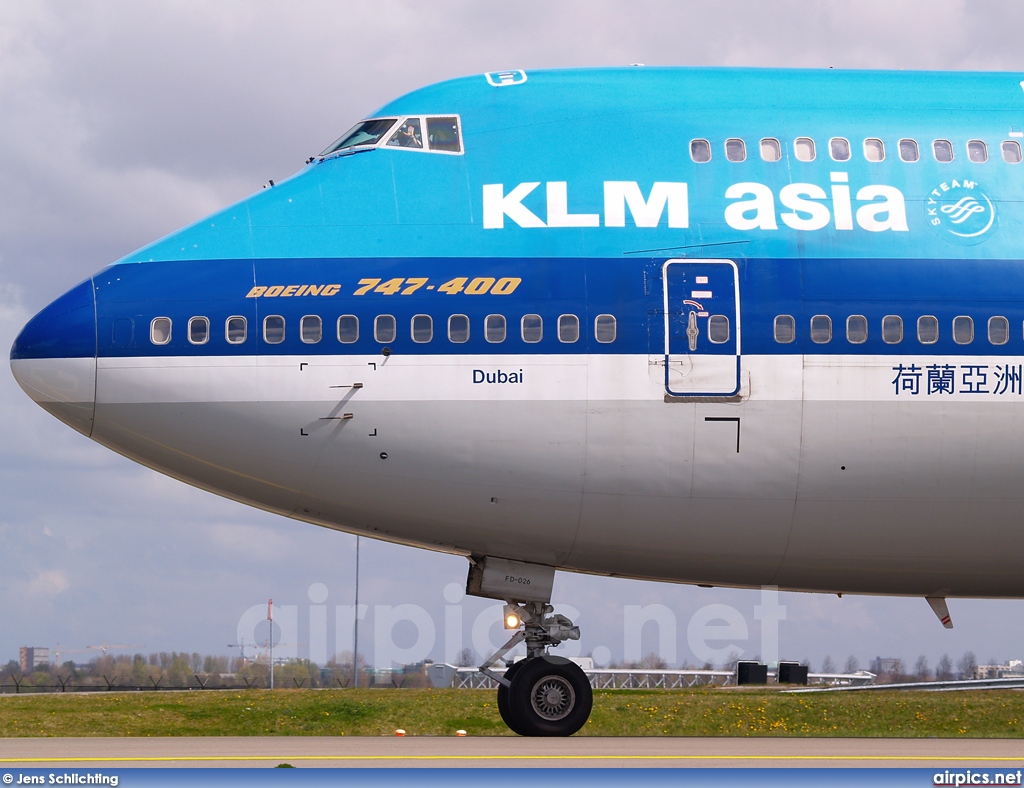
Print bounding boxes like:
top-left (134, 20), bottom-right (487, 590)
top-left (662, 258), bottom-right (741, 397)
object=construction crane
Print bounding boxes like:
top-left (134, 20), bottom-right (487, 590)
top-left (227, 639), bottom-right (251, 666)
top-left (53, 644), bottom-right (91, 666)
top-left (86, 642), bottom-right (144, 657)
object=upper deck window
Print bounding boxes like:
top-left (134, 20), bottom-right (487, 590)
top-left (426, 117), bottom-right (462, 153)
top-left (320, 118), bottom-right (398, 156)
top-left (863, 138), bottom-right (885, 162)
top-left (794, 137), bottom-right (815, 162)
top-left (899, 139), bottom-right (920, 162)
top-left (967, 140), bottom-right (988, 163)
top-left (933, 139), bottom-right (954, 162)
top-left (830, 138), bottom-right (851, 161)
top-left (1002, 140), bottom-right (1022, 163)
top-left (725, 138), bottom-right (746, 162)
top-left (690, 139), bottom-right (711, 162)
top-left (760, 138), bottom-right (781, 162)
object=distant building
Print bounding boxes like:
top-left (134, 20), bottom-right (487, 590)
top-left (974, 660), bottom-right (1024, 679)
top-left (19, 647), bottom-right (49, 672)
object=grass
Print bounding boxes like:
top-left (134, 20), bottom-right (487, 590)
top-left (0, 687), bottom-right (1023, 738)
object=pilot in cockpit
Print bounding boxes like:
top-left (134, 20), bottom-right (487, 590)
top-left (388, 120), bottom-right (422, 148)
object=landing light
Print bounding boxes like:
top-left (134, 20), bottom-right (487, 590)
top-left (503, 605), bottom-right (522, 629)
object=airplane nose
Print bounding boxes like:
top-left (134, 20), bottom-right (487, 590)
top-left (9, 278), bottom-right (97, 437)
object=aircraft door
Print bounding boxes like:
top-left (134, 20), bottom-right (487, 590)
top-left (663, 259), bottom-right (741, 397)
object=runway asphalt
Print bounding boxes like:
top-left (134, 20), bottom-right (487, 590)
top-left (0, 737), bottom-right (1023, 768)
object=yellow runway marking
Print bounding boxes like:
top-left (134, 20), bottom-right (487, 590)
top-left (3, 755), bottom-right (1024, 763)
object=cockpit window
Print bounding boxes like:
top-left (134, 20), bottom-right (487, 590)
top-left (321, 115), bottom-right (463, 157)
top-left (387, 118), bottom-right (423, 148)
top-left (320, 118), bottom-right (398, 156)
top-left (426, 117), bottom-right (462, 153)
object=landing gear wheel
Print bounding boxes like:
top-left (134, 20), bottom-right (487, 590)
top-left (508, 655), bottom-right (593, 736)
top-left (496, 659), bottom-right (529, 735)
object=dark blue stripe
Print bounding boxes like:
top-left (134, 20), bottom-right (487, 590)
top-left (87, 256), bottom-right (1024, 358)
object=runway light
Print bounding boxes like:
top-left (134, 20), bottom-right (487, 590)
top-left (395, 729), bottom-right (406, 736)
top-left (455, 729), bottom-right (467, 736)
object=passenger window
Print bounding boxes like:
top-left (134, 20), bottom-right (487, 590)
top-left (521, 314), bottom-right (543, 343)
top-left (337, 315), bottom-right (359, 343)
top-left (386, 118), bottom-right (423, 149)
top-left (300, 315), bottom-right (322, 344)
top-left (846, 315), bottom-right (867, 344)
top-left (882, 315), bottom-right (903, 344)
top-left (933, 140), bottom-right (954, 162)
top-left (426, 117), bottom-right (461, 153)
top-left (485, 314), bottom-right (506, 343)
top-left (708, 315), bottom-right (730, 343)
top-left (918, 315), bottom-right (939, 344)
top-left (794, 137), bottom-right (815, 162)
top-left (830, 137), bottom-right (851, 161)
top-left (989, 316), bottom-right (1009, 345)
top-left (953, 315), bottom-right (974, 345)
top-left (226, 316), bottom-right (247, 344)
top-left (774, 315), bottom-right (796, 344)
top-left (725, 138), bottom-right (746, 162)
top-left (1002, 140), bottom-right (1022, 163)
top-left (968, 140), bottom-right (988, 163)
top-left (264, 315), bottom-right (285, 344)
top-left (375, 315), bottom-right (396, 343)
top-left (412, 314), bottom-right (433, 343)
top-left (558, 314), bottom-right (580, 343)
top-left (188, 317), bottom-right (209, 345)
top-left (151, 317), bottom-right (172, 345)
top-left (863, 138), bottom-right (885, 162)
top-left (899, 139), bottom-right (920, 162)
top-left (760, 138), bottom-right (781, 162)
top-left (690, 139), bottom-right (711, 162)
top-left (449, 314), bottom-right (470, 343)
top-left (810, 315), bottom-right (832, 344)
top-left (595, 314), bottom-right (617, 343)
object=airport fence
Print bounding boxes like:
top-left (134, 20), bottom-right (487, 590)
top-left (429, 664), bottom-right (876, 690)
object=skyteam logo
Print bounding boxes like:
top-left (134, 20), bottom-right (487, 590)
top-left (926, 178), bottom-right (996, 244)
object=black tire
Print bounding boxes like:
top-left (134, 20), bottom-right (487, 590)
top-left (496, 659), bottom-right (529, 735)
top-left (507, 655), bottom-right (593, 736)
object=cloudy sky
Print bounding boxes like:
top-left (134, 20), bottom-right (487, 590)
top-left (2, 0), bottom-right (1024, 674)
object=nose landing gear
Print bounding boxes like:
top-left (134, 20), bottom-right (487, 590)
top-left (480, 601), bottom-right (592, 736)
